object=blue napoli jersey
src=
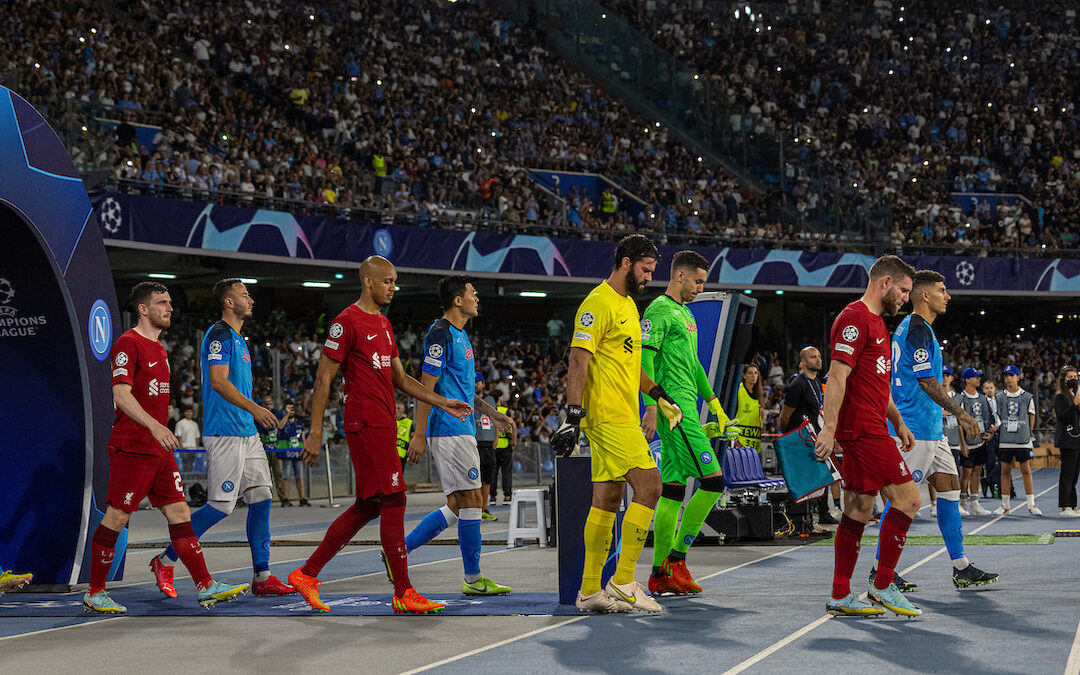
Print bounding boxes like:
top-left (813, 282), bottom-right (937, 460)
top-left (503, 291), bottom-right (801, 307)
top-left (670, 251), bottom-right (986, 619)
top-left (888, 314), bottom-right (943, 441)
top-left (421, 318), bottom-right (475, 437)
top-left (201, 320), bottom-right (257, 437)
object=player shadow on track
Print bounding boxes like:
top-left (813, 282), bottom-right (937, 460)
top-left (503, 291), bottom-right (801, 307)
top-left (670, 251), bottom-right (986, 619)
top-left (801, 624), bottom-right (1020, 675)
top-left (538, 599), bottom-right (756, 673)
top-left (911, 592), bottom-right (1072, 639)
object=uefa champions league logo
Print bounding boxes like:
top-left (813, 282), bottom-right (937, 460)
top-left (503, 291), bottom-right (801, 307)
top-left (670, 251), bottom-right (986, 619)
top-left (99, 197), bottom-right (122, 234)
top-left (0, 278), bottom-right (14, 317)
top-left (955, 261), bottom-right (975, 287)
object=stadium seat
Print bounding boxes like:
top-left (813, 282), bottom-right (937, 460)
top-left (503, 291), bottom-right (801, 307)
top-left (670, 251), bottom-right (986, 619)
top-left (723, 446), bottom-right (786, 490)
top-left (507, 488), bottom-right (549, 548)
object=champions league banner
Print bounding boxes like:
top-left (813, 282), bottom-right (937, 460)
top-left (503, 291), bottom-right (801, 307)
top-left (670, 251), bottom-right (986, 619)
top-left (0, 87), bottom-right (120, 587)
top-left (95, 191), bottom-right (1080, 293)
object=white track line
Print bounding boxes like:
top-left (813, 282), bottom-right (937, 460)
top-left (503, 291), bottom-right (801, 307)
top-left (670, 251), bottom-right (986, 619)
top-left (0, 617), bottom-right (125, 643)
top-left (401, 543), bottom-right (804, 674)
top-left (1066, 616), bottom-right (1080, 675)
top-left (697, 546), bottom-right (801, 582)
top-left (321, 546), bottom-right (518, 586)
top-left (722, 475), bottom-right (1057, 675)
top-left (398, 616), bottom-right (589, 675)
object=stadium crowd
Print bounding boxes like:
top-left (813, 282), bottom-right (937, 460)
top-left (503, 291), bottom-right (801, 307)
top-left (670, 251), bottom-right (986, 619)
top-left (608, 0), bottom-right (1080, 252)
top-left (0, 0), bottom-right (792, 244)
top-left (9, 0), bottom-right (1077, 253)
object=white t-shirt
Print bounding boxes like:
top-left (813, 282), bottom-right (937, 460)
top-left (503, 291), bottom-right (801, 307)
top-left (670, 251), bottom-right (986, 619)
top-left (175, 418), bottom-right (200, 449)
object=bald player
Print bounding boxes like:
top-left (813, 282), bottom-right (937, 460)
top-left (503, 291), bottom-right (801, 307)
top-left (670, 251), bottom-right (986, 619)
top-left (289, 256), bottom-right (473, 614)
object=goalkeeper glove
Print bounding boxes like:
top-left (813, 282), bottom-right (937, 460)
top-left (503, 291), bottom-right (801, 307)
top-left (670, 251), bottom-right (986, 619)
top-left (551, 405), bottom-right (585, 457)
top-left (703, 397), bottom-right (737, 439)
top-left (702, 421), bottom-right (740, 440)
top-left (648, 385), bottom-right (682, 430)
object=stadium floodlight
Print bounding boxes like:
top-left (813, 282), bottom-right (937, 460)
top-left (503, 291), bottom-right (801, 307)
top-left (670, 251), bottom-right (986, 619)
top-left (520, 291), bottom-right (547, 298)
top-left (239, 278), bottom-right (257, 284)
top-left (302, 281), bottom-right (331, 288)
top-left (148, 273), bottom-right (176, 279)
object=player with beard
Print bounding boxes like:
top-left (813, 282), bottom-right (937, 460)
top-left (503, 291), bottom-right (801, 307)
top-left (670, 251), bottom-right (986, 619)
top-left (552, 234), bottom-right (681, 613)
top-left (868, 270), bottom-right (997, 592)
top-left (152, 279), bottom-right (293, 598)
top-left (780, 346), bottom-right (840, 523)
top-left (87, 282), bottom-right (249, 613)
top-left (816, 255), bottom-right (922, 617)
top-left (289, 257), bottom-right (471, 613)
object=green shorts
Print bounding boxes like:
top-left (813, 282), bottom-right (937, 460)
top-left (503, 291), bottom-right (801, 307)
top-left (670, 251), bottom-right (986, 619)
top-left (656, 395), bottom-right (723, 483)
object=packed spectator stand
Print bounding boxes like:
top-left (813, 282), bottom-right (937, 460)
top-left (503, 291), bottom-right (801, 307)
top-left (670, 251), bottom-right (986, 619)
top-left (6, 0), bottom-right (1079, 254)
top-left (606, 0), bottom-right (1080, 253)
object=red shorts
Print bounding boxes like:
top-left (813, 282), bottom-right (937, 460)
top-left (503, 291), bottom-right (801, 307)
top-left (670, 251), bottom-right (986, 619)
top-left (107, 449), bottom-right (186, 512)
top-left (348, 425), bottom-right (406, 500)
top-left (835, 434), bottom-right (912, 495)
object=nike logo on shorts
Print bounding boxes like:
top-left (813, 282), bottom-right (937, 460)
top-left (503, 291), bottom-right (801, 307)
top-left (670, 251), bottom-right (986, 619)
top-left (367, 334), bottom-right (377, 340)
top-left (149, 361), bottom-right (158, 367)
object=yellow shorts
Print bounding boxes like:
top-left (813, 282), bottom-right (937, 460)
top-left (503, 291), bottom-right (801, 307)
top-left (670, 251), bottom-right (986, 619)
top-left (583, 423), bottom-right (656, 482)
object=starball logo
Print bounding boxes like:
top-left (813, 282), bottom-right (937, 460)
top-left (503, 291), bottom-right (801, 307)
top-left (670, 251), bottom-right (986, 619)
top-left (0, 278), bottom-right (48, 338)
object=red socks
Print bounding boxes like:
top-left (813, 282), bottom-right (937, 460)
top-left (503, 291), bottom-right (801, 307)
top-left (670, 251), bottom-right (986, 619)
top-left (302, 498), bottom-right (379, 577)
top-left (89, 525), bottom-right (120, 595)
top-left (169, 521), bottom-right (213, 589)
top-left (874, 509), bottom-right (912, 590)
top-left (831, 515), bottom-right (865, 599)
top-left (379, 492), bottom-right (412, 597)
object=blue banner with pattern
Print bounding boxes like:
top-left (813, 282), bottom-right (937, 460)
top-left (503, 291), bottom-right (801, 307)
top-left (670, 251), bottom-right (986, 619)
top-left (94, 192), bottom-right (1080, 292)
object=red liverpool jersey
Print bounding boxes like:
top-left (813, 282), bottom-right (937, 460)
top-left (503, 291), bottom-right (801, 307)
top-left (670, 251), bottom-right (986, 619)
top-left (829, 300), bottom-right (892, 441)
top-left (108, 329), bottom-right (171, 454)
top-left (322, 304), bottom-right (399, 430)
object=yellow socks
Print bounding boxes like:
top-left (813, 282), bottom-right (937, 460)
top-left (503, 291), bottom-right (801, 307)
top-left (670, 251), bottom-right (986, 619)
top-left (580, 507), bottom-right (615, 595)
top-left (613, 502), bottom-right (655, 586)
